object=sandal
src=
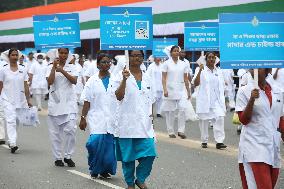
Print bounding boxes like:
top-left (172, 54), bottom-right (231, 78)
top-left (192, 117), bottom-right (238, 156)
top-left (135, 180), bottom-right (148, 189)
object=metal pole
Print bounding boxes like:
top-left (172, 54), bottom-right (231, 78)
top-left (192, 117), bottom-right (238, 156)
top-left (44, 0), bottom-right (47, 6)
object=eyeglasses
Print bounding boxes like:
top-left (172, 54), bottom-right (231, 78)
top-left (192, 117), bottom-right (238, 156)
top-left (129, 54), bottom-right (143, 58)
top-left (99, 60), bottom-right (111, 64)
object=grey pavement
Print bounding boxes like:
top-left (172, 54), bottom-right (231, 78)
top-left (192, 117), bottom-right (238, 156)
top-left (0, 100), bottom-right (284, 189)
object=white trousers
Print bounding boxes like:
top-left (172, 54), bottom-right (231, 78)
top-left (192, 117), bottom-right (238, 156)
top-left (155, 97), bottom-right (163, 115)
top-left (199, 117), bottom-right (225, 143)
top-left (243, 162), bottom-right (257, 189)
top-left (2, 101), bottom-right (18, 146)
top-left (164, 110), bottom-right (185, 135)
top-left (0, 102), bottom-right (5, 140)
top-left (48, 115), bottom-right (77, 160)
top-left (34, 94), bottom-right (43, 109)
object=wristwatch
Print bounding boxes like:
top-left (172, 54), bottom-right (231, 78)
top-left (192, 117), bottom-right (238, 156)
top-left (81, 115), bottom-right (86, 119)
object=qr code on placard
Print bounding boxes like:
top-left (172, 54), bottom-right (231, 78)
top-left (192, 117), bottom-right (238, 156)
top-left (135, 21), bottom-right (149, 39)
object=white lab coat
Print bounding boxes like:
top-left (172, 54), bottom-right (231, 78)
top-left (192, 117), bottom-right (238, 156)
top-left (81, 74), bottom-right (116, 135)
top-left (146, 62), bottom-right (163, 98)
top-left (46, 63), bottom-right (78, 116)
top-left (236, 78), bottom-right (284, 168)
top-left (85, 60), bottom-right (99, 78)
top-left (30, 61), bottom-right (48, 94)
top-left (194, 66), bottom-right (226, 117)
top-left (110, 71), bottom-right (155, 138)
top-left (272, 68), bottom-right (284, 92)
top-left (222, 69), bottom-right (235, 108)
top-left (74, 63), bottom-right (85, 95)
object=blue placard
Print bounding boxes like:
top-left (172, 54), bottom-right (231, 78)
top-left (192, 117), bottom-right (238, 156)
top-left (152, 38), bottom-right (178, 58)
top-left (219, 12), bottom-right (284, 69)
top-left (184, 22), bottom-right (219, 51)
top-left (100, 6), bottom-right (153, 50)
top-left (33, 13), bottom-right (81, 49)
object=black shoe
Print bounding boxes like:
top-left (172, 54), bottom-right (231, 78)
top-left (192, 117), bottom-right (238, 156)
top-left (177, 132), bottom-right (187, 139)
top-left (169, 134), bottom-right (176, 138)
top-left (216, 143), bottom-right (227, 149)
top-left (10, 146), bottom-right (18, 153)
top-left (100, 173), bottom-right (111, 179)
top-left (91, 173), bottom-right (98, 179)
top-left (201, 143), bottom-right (207, 148)
top-left (55, 160), bottom-right (64, 167)
top-left (157, 114), bottom-right (163, 118)
top-left (0, 140), bottom-right (5, 145)
top-left (64, 158), bottom-right (75, 167)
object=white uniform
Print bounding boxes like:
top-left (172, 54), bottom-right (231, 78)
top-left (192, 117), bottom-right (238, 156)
top-left (85, 60), bottom-right (99, 79)
top-left (81, 74), bottom-right (116, 135)
top-left (0, 64), bottom-right (28, 147)
top-left (110, 71), bottom-right (155, 138)
top-left (0, 61), bottom-right (6, 142)
top-left (193, 66), bottom-right (226, 144)
top-left (222, 69), bottom-right (235, 109)
top-left (161, 58), bottom-right (189, 135)
top-left (146, 62), bottom-right (163, 115)
top-left (236, 78), bottom-right (284, 188)
top-left (30, 61), bottom-right (48, 109)
top-left (46, 62), bottom-right (78, 160)
top-left (26, 59), bottom-right (37, 74)
top-left (272, 68), bottom-right (284, 91)
top-left (74, 63), bottom-right (85, 105)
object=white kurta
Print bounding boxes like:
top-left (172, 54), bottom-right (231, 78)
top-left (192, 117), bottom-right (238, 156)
top-left (110, 71), bottom-right (155, 138)
top-left (161, 58), bottom-right (189, 112)
top-left (30, 61), bottom-right (48, 94)
top-left (0, 64), bottom-right (28, 108)
top-left (46, 63), bottom-right (78, 116)
top-left (236, 78), bottom-right (284, 168)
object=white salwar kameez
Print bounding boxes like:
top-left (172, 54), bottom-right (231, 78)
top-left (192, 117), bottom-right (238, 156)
top-left (161, 58), bottom-right (189, 135)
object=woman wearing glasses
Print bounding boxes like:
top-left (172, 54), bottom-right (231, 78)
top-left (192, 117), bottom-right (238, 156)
top-left (113, 50), bottom-right (156, 189)
top-left (79, 53), bottom-right (117, 179)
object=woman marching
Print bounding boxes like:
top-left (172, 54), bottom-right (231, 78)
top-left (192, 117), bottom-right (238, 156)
top-left (236, 68), bottom-right (284, 189)
top-left (113, 50), bottom-right (156, 189)
top-left (46, 48), bottom-right (78, 167)
top-left (29, 53), bottom-right (48, 111)
top-left (161, 45), bottom-right (191, 139)
top-left (0, 48), bottom-right (32, 153)
top-left (193, 52), bottom-right (227, 149)
top-left (79, 53), bottom-right (117, 179)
